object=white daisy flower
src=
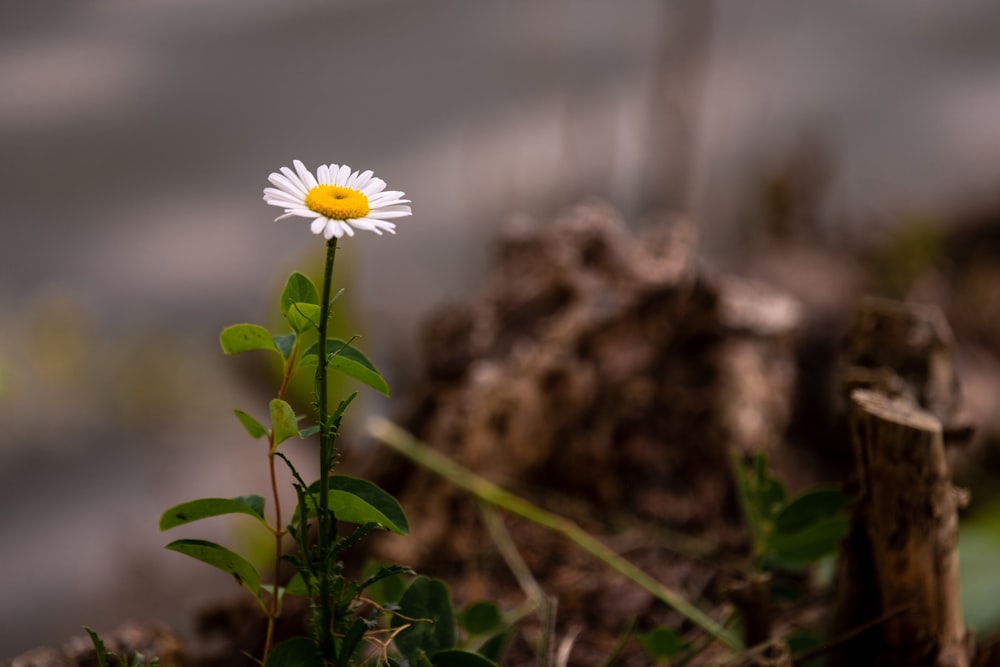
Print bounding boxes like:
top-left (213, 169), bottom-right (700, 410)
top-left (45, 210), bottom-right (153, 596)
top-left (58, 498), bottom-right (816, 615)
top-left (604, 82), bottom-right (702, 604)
top-left (263, 160), bottom-right (412, 239)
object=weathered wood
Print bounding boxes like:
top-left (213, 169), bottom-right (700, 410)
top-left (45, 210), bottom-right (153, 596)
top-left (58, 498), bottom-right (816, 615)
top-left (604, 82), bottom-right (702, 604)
top-left (841, 389), bottom-right (969, 667)
top-left (842, 297), bottom-right (973, 448)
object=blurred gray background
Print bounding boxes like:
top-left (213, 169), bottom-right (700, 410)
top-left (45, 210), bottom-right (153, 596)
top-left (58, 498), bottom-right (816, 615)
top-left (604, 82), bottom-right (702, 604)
top-left (2, 0), bottom-right (1000, 657)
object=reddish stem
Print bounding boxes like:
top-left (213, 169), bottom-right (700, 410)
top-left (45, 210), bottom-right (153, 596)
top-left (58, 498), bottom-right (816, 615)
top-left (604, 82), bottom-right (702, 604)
top-left (262, 341), bottom-right (298, 662)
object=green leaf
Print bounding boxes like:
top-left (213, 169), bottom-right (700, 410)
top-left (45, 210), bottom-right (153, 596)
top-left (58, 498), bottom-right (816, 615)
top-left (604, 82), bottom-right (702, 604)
top-left (234, 409), bottom-right (268, 439)
top-left (735, 452), bottom-right (788, 557)
top-left (361, 561), bottom-right (413, 605)
top-left (339, 617), bottom-right (369, 665)
top-left (83, 627), bottom-right (111, 667)
top-left (270, 398), bottom-right (300, 448)
top-left (160, 495), bottom-right (267, 530)
top-left (264, 637), bottom-right (322, 667)
top-left (431, 650), bottom-right (499, 667)
top-left (220, 324), bottom-right (279, 355)
top-left (302, 338), bottom-right (390, 396)
top-left (287, 302), bottom-right (323, 334)
top-left (773, 487), bottom-right (846, 534)
top-left (284, 572), bottom-right (310, 597)
top-left (959, 500), bottom-right (1000, 633)
top-left (280, 272), bottom-right (320, 316)
top-left (747, 454), bottom-right (787, 520)
top-left (164, 539), bottom-right (262, 597)
top-left (460, 601), bottom-right (504, 636)
top-left (299, 424), bottom-right (320, 439)
top-left (786, 632), bottom-right (826, 667)
top-left (476, 631), bottom-right (511, 664)
top-left (410, 650), bottom-right (435, 667)
top-left (328, 475), bottom-right (409, 535)
top-left (273, 332), bottom-right (297, 359)
top-left (638, 627), bottom-right (690, 662)
top-left (769, 486), bottom-right (849, 566)
top-left (392, 577), bottom-right (456, 660)
top-left (770, 514), bottom-right (850, 567)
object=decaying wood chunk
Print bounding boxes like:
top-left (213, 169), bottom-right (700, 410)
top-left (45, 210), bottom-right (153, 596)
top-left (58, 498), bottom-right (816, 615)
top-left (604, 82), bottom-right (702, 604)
top-left (833, 299), bottom-right (973, 667)
top-left (831, 387), bottom-right (971, 667)
top-left (842, 297), bottom-right (973, 447)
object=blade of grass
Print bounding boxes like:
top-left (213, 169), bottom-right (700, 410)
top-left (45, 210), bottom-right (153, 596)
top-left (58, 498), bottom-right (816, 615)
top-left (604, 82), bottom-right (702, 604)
top-left (479, 505), bottom-right (556, 667)
top-left (367, 417), bottom-right (744, 653)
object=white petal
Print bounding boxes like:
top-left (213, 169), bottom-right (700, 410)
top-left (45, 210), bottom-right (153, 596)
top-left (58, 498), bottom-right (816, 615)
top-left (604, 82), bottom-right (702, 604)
top-left (369, 207), bottom-right (412, 219)
top-left (265, 202), bottom-right (301, 214)
top-left (268, 202), bottom-right (312, 217)
top-left (348, 217), bottom-right (377, 231)
top-left (262, 187), bottom-right (301, 200)
top-left (317, 164), bottom-right (330, 183)
top-left (369, 188), bottom-right (406, 199)
top-left (324, 221), bottom-right (342, 239)
top-left (270, 172), bottom-right (306, 195)
top-left (368, 190), bottom-right (406, 203)
top-left (362, 177), bottom-right (386, 195)
top-left (361, 218), bottom-right (397, 234)
top-left (311, 218), bottom-right (327, 234)
top-left (336, 164), bottom-right (352, 186)
top-left (294, 160), bottom-right (318, 189)
top-left (264, 189), bottom-right (305, 206)
top-left (278, 165), bottom-right (308, 193)
top-left (267, 173), bottom-right (303, 199)
top-left (351, 169), bottom-right (371, 189)
top-left (369, 198), bottom-right (409, 209)
top-left (269, 178), bottom-right (306, 200)
top-left (371, 202), bottom-right (411, 212)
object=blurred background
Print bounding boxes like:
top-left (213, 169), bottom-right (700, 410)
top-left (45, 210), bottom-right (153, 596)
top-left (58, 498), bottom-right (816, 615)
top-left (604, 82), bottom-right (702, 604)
top-left (2, 0), bottom-right (1000, 658)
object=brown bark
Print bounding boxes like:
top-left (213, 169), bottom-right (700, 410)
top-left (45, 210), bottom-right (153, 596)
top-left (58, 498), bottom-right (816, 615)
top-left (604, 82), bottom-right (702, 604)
top-left (842, 296), bottom-right (973, 448)
top-left (835, 389), bottom-right (970, 667)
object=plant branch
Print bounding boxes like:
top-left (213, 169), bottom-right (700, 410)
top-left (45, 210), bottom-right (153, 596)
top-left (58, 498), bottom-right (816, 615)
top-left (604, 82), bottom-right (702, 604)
top-left (261, 338), bottom-right (299, 662)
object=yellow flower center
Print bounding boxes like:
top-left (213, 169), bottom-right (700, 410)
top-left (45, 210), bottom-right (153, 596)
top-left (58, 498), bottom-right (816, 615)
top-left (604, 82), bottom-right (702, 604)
top-left (305, 185), bottom-right (370, 220)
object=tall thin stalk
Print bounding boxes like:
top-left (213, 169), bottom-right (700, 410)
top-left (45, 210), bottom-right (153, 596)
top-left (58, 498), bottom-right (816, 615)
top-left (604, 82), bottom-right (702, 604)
top-left (315, 239), bottom-right (339, 660)
top-left (262, 339), bottom-right (299, 662)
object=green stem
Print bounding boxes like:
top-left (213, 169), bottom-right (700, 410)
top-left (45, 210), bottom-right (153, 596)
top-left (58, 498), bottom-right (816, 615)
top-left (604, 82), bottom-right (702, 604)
top-left (316, 239), bottom-right (339, 660)
top-left (367, 417), bottom-right (745, 653)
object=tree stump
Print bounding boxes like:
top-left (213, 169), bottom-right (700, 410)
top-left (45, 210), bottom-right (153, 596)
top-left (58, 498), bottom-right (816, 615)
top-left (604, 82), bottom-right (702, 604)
top-left (833, 389), bottom-right (970, 667)
top-left (841, 296), bottom-right (973, 448)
